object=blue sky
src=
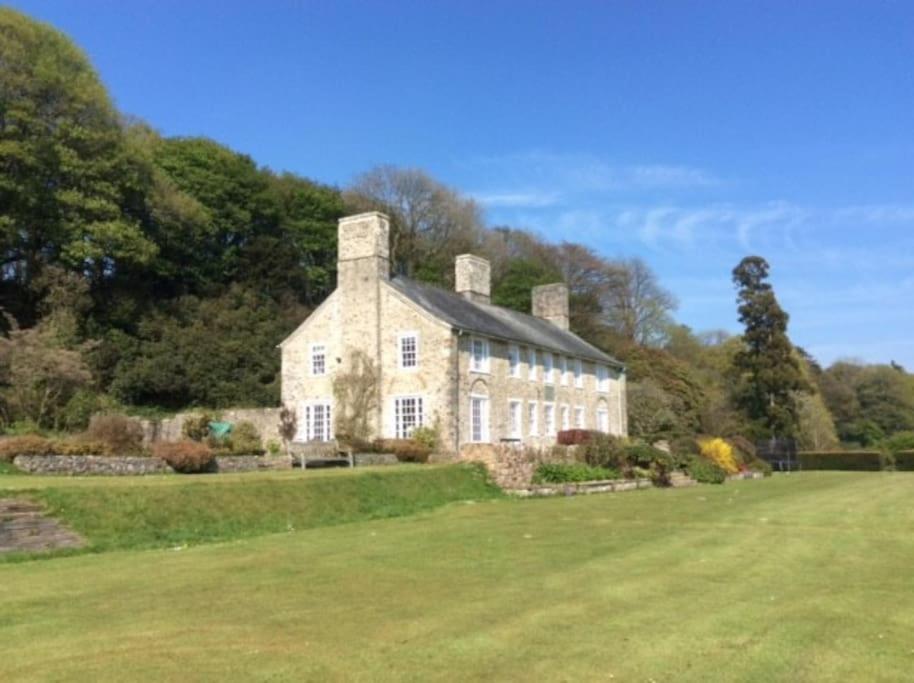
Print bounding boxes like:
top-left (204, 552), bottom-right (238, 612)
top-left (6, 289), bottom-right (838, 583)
top-left (11, 1), bottom-right (914, 368)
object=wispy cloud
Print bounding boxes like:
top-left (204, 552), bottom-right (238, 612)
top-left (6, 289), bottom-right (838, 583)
top-left (463, 151), bottom-right (723, 204)
top-left (468, 191), bottom-right (560, 208)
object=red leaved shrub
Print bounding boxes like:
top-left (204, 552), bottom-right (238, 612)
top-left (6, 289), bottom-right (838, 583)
top-left (152, 440), bottom-right (215, 473)
top-left (0, 435), bottom-right (54, 462)
top-left (557, 429), bottom-right (597, 446)
top-left (373, 438), bottom-right (431, 463)
top-left (86, 414), bottom-right (145, 455)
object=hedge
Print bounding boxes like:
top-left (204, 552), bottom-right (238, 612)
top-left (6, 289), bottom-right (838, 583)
top-left (797, 451), bottom-right (883, 471)
top-left (894, 450), bottom-right (914, 472)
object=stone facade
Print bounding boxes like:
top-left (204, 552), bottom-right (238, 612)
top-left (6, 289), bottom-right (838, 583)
top-left (280, 211), bottom-right (627, 456)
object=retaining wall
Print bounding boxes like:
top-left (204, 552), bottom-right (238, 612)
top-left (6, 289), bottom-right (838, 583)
top-left (14, 455), bottom-right (170, 476)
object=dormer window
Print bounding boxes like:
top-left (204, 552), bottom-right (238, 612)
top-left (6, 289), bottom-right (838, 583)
top-left (470, 337), bottom-right (490, 373)
top-left (310, 344), bottom-right (326, 376)
top-left (399, 332), bottom-right (419, 370)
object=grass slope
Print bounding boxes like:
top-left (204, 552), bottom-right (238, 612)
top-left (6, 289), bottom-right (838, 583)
top-left (2, 473), bottom-right (914, 681)
top-left (0, 465), bottom-right (500, 557)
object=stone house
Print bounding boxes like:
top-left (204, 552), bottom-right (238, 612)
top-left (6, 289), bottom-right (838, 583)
top-left (279, 212), bottom-right (626, 453)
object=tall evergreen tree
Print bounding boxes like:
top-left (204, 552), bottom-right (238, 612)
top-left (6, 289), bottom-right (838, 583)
top-left (731, 256), bottom-right (806, 437)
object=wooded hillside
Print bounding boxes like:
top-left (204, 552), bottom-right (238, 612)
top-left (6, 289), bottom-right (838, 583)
top-left (2, 8), bottom-right (912, 449)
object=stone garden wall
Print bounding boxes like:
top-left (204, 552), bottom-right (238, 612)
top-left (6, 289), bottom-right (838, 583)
top-left (14, 455), bottom-right (170, 476)
top-left (139, 408), bottom-right (283, 447)
top-left (213, 455), bottom-right (292, 473)
top-left (14, 454), bottom-right (292, 476)
top-left (459, 443), bottom-right (578, 489)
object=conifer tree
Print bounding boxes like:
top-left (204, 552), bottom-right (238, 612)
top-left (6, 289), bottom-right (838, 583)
top-left (731, 256), bottom-right (806, 437)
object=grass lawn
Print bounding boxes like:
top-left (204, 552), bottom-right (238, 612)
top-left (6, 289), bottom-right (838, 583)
top-left (2, 472), bottom-right (914, 681)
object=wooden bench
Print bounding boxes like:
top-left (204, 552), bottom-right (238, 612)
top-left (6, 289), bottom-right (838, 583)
top-left (289, 440), bottom-right (353, 470)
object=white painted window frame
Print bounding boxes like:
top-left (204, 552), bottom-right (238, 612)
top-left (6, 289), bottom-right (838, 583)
top-left (574, 406), bottom-right (586, 429)
top-left (597, 365), bottom-right (610, 393)
top-left (528, 348), bottom-right (538, 382)
top-left (544, 402), bottom-right (556, 436)
top-left (508, 344), bottom-right (521, 378)
top-left (470, 393), bottom-right (490, 443)
top-left (597, 407), bottom-right (610, 433)
top-left (309, 343), bottom-right (327, 377)
top-left (559, 356), bottom-right (569, 386)
top-left (560, 404), bottom-right (570, 431)
top-left (297, 399), bottom-right (333, 442)
top-left (398, 331), bottom-right (420, 371)
top-left (574, 359), bottom-right (584, 388)
top-left (470, 337), bottom-right (490, 374)
top-left (527, 400), bottom-right (538, 437)
top-left (392, 394), bottom-right (425, 439)
top-left (508, 398), bottom-right (523, 439)
top-left (543, 352), bottom-right (554, 384)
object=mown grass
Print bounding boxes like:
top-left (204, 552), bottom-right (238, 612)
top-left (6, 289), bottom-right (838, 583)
top-left (0, 464), bottom-right (500, 558)
top-left (2, 472), bottom-right (914, 681)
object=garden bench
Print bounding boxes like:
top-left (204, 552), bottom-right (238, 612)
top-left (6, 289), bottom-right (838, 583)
top-left (289, 440), bottom-right (354, 469)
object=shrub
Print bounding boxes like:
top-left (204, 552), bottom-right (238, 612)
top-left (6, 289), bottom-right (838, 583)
top-left (182, 413), bottom-right (214, 442)
top-left (3, 419), bottom-right (43, 436)
top-left (670, 436), bottom-right (700, 457)
top-left (532, 463), bottom-right (619, 484)
top-left (410, 425), bottom-right (439, 451)
top-left (699, 437), bottom-right (740, 474)
top-left (0, 435), bottom-right (54, 461)
top-left (894, 451), bottom-right (914, 472)
top-left (728, 434), bottom-right (757, 460)
top-left (622, 442), bottom-right (670, 469)
top-left (797, 451), bottom-right (883, 471)
top-left (266, 440), bottom-right (281, 457)
top-left (557, 429), bottom-right (597, 446)
top-left (881, 432), bottom-right (914, 455)
top-left (86, 414), bottom-right (145, 455)
top-left (746, 457), bottom-right (773, 477)
top-left (687, 456), bottom-right (727, 484)
top-left (373, 438), bottom-right (431, 463)
top-left (226, 421), bottom-right (262, 455)
top-left (49, 439), bottom-right (112, 456)
top-left (152, 440), bottom-right (215, 473)
top-left (581, 433), bottom-right (627, 469)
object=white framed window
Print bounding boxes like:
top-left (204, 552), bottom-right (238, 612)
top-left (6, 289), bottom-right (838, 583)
top-left (597, 407), bottom-right (609, 433)
top-left (544, 403), bottom-right (556, 436)
top-left (393, 395), bottom-right (424, 439)
top-left (597, 365), bottom-right (610, 393)
top-left (508, 399), bottom-right (522, 439)
top-left (297, 400), bottom-right (333, 442)
top-left (560, 404), bottom-right (570, 431)
top-left (543, 352), bottom-right (554, 384)
top-left (559, 356), bottom-right (568, 385)
top-left (398, 332), bottom-right (419, 370)
top-left (528, 348), bottom-right (538, 382)
top-left (310, 343), bottom-right (327, 377)
top-left (470, 395), bottom-right (490, 442)
top-left (574, 359), bottom-right (583, 388)
top-left (575, 406), bottom-right (585, 428)
top-left (508, 344), bottom-right (521, 378)
top-left (470, 337), bottom-right (490, 374)
top-left (527, 401), bottom-right (538, 436)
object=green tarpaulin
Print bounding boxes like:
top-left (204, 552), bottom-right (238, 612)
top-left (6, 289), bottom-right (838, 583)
top-left (209, 421), bottom-right (233, 439)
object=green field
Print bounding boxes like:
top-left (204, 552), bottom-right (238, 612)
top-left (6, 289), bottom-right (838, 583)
top-left (2, 470), bottom-right (913, 681)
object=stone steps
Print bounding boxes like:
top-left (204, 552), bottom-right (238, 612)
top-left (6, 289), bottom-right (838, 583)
top-left (0, 498), bottom-right (85, 554)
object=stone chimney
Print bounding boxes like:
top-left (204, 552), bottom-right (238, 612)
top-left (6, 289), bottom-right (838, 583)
top-left (455, 254), bottom-right (491, 304)
top-left (337, 212), bottom-right (390, 286)
top-left (336, 213), bottom-right (389, 437)
top-left (532, 283), bottom-right (569, 331)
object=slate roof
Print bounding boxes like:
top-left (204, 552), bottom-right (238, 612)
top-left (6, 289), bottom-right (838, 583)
top-left (388, 276), bottom-right (623, 367)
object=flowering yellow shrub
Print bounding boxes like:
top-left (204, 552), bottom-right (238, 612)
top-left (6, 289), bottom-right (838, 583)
top-left (699, 437), bottom-right (739, 474)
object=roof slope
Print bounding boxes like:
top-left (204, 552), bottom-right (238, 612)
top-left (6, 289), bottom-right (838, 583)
top-left (388, 276), bottom-right (622, 367)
